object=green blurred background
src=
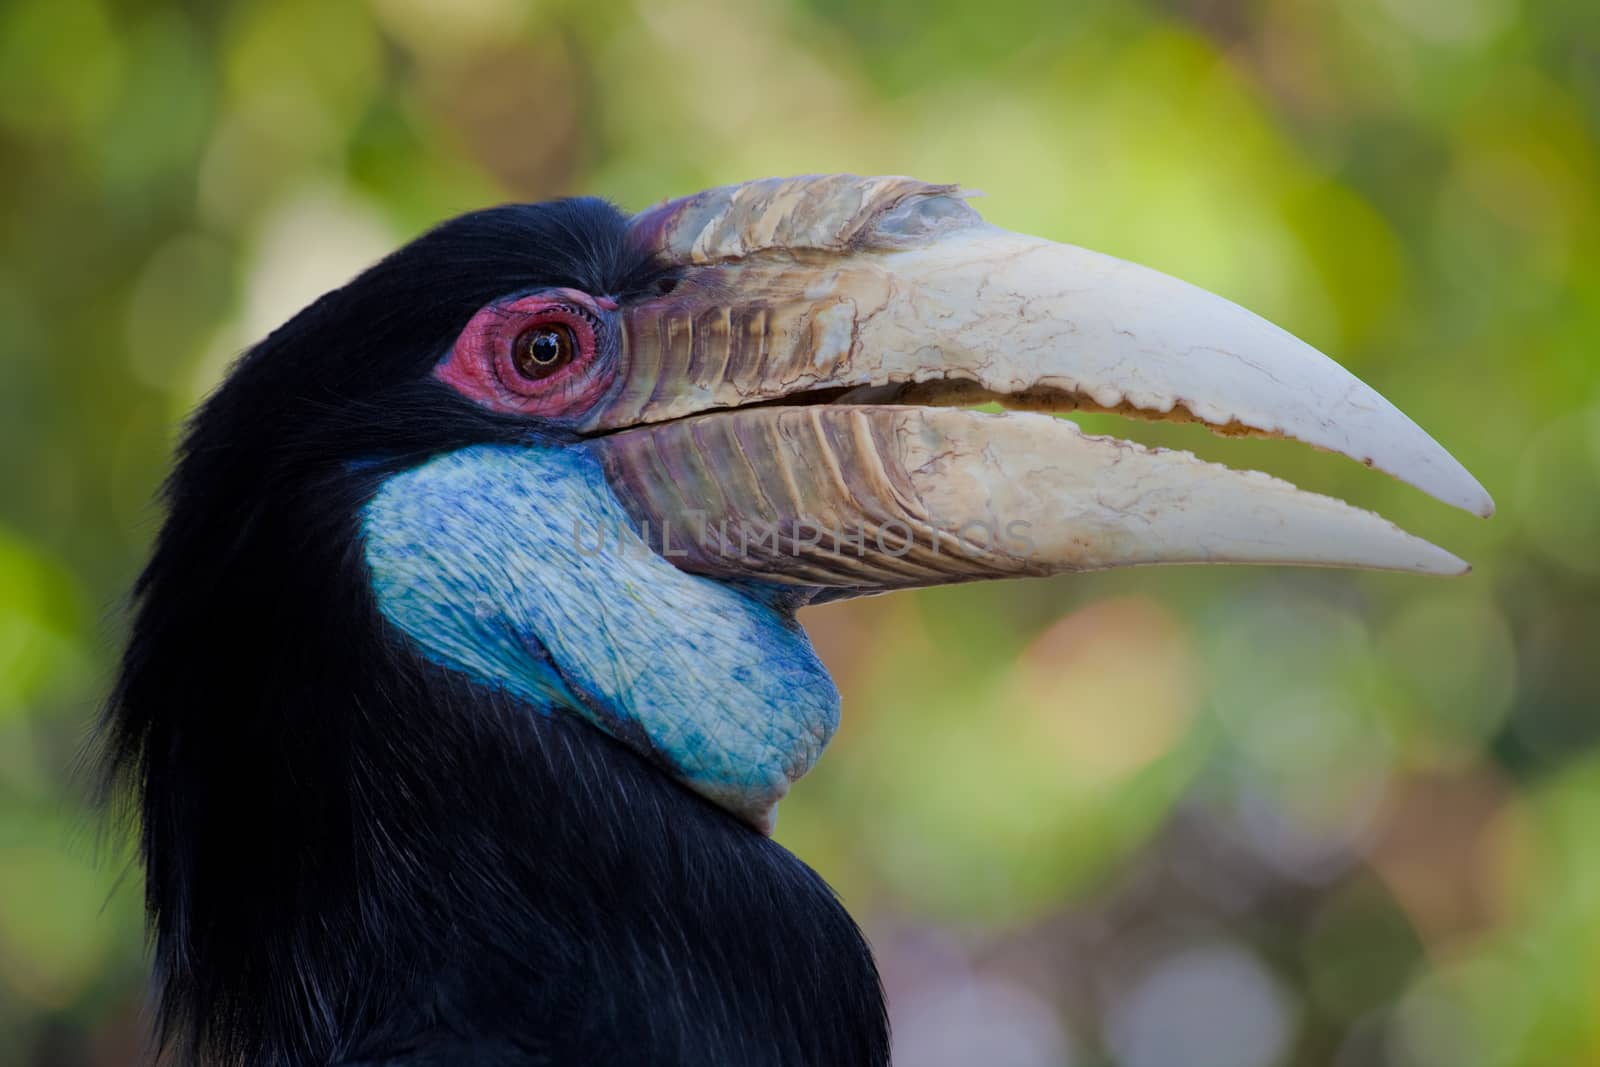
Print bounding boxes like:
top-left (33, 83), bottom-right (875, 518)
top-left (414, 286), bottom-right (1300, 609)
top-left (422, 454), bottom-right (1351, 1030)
top-left (2, 0), bottom-right (1597, 1063)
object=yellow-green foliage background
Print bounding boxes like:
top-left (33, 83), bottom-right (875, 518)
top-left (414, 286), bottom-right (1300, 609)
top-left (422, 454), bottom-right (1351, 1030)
top-left (2, 0), bottom-right (1597, 1063)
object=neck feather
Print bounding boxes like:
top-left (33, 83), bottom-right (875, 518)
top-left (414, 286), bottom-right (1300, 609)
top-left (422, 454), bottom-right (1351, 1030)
top-left (103, 453), bottom-right (887, 1066)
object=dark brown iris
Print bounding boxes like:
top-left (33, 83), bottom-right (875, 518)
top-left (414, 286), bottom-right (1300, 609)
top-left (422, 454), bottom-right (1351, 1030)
top-left (512, 324), bottom-right (576, 379)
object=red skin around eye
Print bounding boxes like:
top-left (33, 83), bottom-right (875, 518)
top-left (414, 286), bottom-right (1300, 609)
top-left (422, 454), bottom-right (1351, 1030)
top-left (436, 289), bottom-right (619, 420)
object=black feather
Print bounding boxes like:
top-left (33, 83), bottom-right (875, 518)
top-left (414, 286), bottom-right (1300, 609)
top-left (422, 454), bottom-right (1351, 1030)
top-left (98, 199), bottom-right (890, 1066)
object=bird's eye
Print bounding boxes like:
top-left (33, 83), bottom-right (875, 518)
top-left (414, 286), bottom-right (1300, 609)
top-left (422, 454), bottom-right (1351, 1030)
top-left (513, 325), bottom-right (576, 379)
top-left (438, 290), bottom-right (616, 421)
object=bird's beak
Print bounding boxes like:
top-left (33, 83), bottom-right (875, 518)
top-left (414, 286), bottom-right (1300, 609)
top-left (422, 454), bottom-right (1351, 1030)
top-left (583, 175), bottom-right (1492, 590)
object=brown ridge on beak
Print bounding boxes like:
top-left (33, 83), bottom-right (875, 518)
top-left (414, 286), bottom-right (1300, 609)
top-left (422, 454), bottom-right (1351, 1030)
top-left (581, 175), bottom-right (1492, 590)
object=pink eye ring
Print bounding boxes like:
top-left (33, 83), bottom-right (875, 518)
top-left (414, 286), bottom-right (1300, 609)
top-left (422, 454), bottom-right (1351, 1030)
top-left (437, 290), bottom-right (616, 420)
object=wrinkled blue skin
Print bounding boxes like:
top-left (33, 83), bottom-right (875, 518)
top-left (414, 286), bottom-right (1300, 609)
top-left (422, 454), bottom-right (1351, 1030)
top-left (362, 443), bottom-right (839, 829)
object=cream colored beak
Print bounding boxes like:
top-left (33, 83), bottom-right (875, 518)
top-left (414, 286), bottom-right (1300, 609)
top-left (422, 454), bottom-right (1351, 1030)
top-left (582, 175), bottom-right (1490, 586)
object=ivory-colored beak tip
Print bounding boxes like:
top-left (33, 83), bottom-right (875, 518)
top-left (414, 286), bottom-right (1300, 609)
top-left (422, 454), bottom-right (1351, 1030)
top-left (1420, 451), bottom-right (1494, 518)
top-left (1433, 454), bottom-right (1494, 517)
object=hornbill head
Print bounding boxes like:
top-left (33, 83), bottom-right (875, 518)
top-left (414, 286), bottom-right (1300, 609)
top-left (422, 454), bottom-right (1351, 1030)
top-left (106, 174), bottom-right (1490, 1064)
top-left (367, 174), bottom-right (1489, 830)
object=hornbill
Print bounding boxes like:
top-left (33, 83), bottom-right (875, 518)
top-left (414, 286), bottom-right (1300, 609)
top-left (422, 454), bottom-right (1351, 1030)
top-left (101, 175), bottom-right (1492, 1066)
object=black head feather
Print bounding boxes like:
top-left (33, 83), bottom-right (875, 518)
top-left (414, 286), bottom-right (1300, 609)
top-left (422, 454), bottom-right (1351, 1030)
top-left (99, 199), bottom-right (889, 1066)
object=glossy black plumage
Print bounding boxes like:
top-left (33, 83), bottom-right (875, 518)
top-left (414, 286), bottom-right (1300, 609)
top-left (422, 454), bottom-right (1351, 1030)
top-left (99, 199), bottom-right (890, 1066)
